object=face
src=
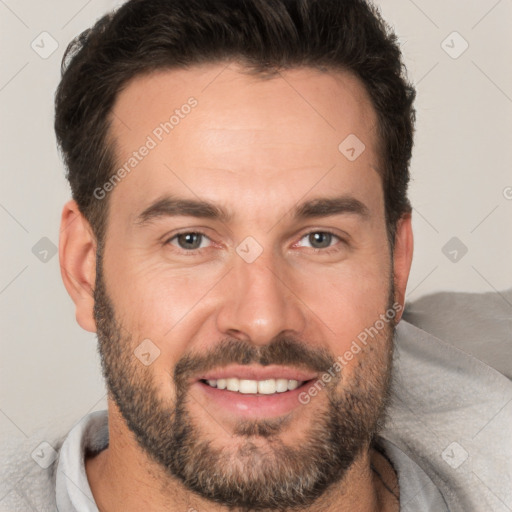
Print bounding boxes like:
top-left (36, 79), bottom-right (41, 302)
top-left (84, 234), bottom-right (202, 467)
top-left (92, 63), bottom-right (404, 510)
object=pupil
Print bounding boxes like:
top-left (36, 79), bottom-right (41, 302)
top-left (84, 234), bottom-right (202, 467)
top-left (179, 233), bottom-right (201, 249)
top-left (310, 232), bottom-right (331, 248)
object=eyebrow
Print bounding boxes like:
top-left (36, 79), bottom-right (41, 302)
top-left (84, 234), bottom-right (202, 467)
top-left (135, 194), bottom-right (370, 226)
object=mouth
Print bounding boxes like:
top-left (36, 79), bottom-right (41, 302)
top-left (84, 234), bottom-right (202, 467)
top-left (200, 377), bottom-right (307, 394)
top-left (192, 365), bottom-right (318, 419)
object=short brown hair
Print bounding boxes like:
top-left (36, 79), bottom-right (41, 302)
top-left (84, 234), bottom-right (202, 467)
top-left (55, 0), bottom-right (415, 245)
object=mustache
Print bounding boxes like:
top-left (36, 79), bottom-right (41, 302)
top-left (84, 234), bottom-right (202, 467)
top-left (174, 335), bottom-right (335, 388)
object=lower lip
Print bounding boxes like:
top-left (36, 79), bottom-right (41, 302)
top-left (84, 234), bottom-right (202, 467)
top-left (192, 380), bottom-right (313, 419)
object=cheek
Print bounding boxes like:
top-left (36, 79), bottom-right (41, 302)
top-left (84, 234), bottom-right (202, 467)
top-left (298, 255), bottom-right (392, 353)
top-left (104, 255), bottom-right (224, 349)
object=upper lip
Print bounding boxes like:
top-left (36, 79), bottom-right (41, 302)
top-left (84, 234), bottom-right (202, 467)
top-left (196, 364), bottom-right (318, 382)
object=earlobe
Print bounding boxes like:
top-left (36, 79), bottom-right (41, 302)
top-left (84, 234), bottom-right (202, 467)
top-left (392, 213), bottom-right (414, 322)
top-left (59, 200), bottom-right (97, 333)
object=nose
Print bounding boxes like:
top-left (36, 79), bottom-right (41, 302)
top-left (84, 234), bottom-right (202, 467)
top-left (215, 250), bottom-right (307, 346)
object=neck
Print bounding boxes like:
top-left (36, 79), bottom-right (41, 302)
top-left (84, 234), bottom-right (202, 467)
top-left (85, 405), bottom-right (399, 512)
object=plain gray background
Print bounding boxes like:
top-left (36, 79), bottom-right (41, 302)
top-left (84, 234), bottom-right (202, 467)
top-left (1, 0), bottom-right (511, 449)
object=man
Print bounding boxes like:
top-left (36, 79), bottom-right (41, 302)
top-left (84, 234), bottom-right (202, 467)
top-left (6, 0), bottom-right (511, 510)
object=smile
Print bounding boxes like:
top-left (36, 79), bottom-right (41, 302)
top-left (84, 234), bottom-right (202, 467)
top-left (202, 378), bottom-right (304, 395)
top-left (193, 365), bottom-right (318, 418)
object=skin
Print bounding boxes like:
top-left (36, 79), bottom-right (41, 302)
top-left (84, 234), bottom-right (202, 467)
top-left (59, 63), bottom-right (413, 511)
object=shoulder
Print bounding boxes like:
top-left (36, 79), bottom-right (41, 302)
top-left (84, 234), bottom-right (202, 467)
top-left (385, 291), bottom-right (512, 510)
top-left (1, 427), bottom-right (65, 511)
top-left (403, 288), bottom-right (512, 379)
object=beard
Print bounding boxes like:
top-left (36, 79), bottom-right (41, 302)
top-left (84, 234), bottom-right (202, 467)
top-left (93, 249), bottom-right (396, 511)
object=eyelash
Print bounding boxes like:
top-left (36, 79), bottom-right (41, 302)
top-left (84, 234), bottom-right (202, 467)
top-left (164, 230), bottom-right (345, 256)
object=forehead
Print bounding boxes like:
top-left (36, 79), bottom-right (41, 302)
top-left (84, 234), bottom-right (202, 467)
top-left (107, 63), bottom-right (381, 221)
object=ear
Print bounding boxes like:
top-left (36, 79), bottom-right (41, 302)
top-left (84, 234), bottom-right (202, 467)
top-left (392, 212), bottom-right (414, 323)
top-left (59, 200), bottom-right (97, 332)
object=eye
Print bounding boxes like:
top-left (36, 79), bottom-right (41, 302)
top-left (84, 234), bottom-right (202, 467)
top-left (164, 230), bottom-right (344, 255)
top-left (296, 231), bottom-right (342, 252)
top-left (166, 231), bottom-right (212, 251)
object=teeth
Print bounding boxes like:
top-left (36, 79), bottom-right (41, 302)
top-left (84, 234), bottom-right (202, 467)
top-left (276, 378), bottom-right (289, 392)
top-left (239, 379), bottom-right (258, 393)
top-left (204, 378), bottom-right (303, 394)
top-left (226, 378), bottom-right (239, 392)
top-left (258, 379), bottom-right (277, 394)
top-left (287, 380), bottom-right (300, 391)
